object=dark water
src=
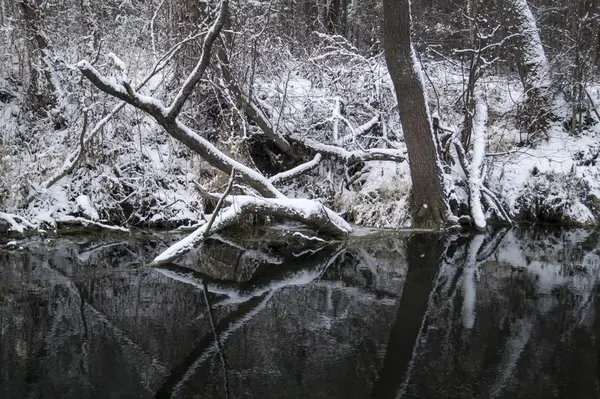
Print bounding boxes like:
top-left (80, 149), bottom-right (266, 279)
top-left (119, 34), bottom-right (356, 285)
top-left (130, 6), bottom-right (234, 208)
top-left (1, 228), bottom-right (600, 398)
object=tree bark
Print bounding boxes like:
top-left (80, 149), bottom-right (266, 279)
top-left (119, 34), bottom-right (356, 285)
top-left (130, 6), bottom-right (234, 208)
top-left (382, 0), bottom-right (448, 227)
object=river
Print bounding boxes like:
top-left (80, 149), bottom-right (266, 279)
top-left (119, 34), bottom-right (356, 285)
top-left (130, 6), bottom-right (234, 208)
top-left (1, 227), bottom-right (599, 398)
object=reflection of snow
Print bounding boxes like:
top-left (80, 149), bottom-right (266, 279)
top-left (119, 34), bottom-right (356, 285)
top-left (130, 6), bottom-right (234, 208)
top-left (462, 234), bottom-right (485, 329)
top-left (397, 228), bottom-right (600, 399)
top-left (489, 318), bottom-right (534, 398)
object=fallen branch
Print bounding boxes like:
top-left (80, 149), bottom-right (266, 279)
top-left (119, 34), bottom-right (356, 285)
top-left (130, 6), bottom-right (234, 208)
top-left (56, 216), bottom-right (130, 232)
top-left (0, 212), bottom-right (36, 234)
top-left (290, 136), bottom-right (406, 166)
top-left (151, 195), bottom-right (351, 265)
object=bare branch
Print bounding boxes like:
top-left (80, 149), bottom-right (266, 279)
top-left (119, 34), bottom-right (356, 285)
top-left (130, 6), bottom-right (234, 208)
top-left (203, 169), bottom-right (235, 238)
top-left (166, 0), bottom-right (229, 118)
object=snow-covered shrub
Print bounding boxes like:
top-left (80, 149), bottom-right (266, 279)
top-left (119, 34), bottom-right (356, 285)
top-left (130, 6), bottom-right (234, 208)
top-left (517, 170), bottom-right (595, 225)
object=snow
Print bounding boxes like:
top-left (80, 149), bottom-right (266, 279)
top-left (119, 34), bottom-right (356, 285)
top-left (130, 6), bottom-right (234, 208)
top-left (508, 0), bottom-right (551, 91)
top-left (107, 52), bottom-right (128, 83)
top-left (3, 1), bottom-right (600, 238)
top-left (76, 195), bottom-right (99, 221)
top-left (57, 216), bottom-right (130, 233)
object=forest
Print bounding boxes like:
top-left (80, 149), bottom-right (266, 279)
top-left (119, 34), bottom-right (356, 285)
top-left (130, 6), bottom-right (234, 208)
top-left (1, 0), bottom-right (600, 260)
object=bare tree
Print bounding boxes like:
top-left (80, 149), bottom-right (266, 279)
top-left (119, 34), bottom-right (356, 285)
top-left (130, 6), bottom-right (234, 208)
top-left (381, 0), bottom-right (449, 227)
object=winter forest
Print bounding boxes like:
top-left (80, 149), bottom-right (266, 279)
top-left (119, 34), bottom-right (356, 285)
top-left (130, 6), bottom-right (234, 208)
top-left (2, 0), bottom-right (600, 256)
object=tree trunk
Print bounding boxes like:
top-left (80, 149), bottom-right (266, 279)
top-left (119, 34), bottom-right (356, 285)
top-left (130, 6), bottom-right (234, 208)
top-left (382, 0), bottom-right (448, 228)
top-left (19, 0), bottom-right (57, 107)
top-left (506, 0), bottom-right (555, 135)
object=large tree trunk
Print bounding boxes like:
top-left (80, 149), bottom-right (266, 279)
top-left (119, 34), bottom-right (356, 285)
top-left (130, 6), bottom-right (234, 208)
top-left (20, 0), bottom-right (56, 100)
top-left (506, 0), bottom-right (555, 135)
top-left (382, 0), bottom-right (448, 228)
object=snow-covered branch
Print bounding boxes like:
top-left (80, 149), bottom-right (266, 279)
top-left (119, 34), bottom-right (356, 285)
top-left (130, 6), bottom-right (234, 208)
top-left (291, 136), bottom-right (406, 165)
top-left (77, 61), bottom-right (284, 198)
top-left (0, 212), bottom-right (36, 234)
top-left (468, 100), bottom-right (487, 231)
top-left (152, 195), bottom-right (351, 265)
top-left (268, 154), bottom-right (322, 184)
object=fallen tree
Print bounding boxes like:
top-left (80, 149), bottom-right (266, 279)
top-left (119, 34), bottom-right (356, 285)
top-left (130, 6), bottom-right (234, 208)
top-left (76, 0), bottom-right (358, 263)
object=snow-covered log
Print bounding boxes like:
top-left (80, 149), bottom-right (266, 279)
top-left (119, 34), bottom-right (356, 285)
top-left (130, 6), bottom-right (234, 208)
top-left (152, 195), bottom-right (352, 265)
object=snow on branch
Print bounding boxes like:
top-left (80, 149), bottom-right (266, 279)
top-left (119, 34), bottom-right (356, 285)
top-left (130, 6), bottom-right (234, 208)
top-left (269, 154), bottom-right (322, 184)
top-left (152, 195), bottom-right (351, 265)
top-left (57, 216), bottom-right (130, 232)
top-left (78, 61), bottom-right (285, 199)
top-left (292, 136), bottom-right (406, 166)
top-left (0, 212), bottom-right (36, 234)
top-left (37, 37), bottom-right (194, 195)
top-left (451, 99), bottom-right (512, 228)
top-left (77, 61), bottom-right (168, 118)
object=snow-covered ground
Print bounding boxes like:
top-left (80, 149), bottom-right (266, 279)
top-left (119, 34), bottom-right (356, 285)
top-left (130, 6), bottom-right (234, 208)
top-left (2, 31), bottom-right (600, 235)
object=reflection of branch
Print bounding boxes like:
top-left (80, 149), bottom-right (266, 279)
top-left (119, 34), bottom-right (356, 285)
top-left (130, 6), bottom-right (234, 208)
top-left (157, 245), bottom-right (347, 397)
top-left (155, 292), bottom-right (274, 398)
top-left (155, 245), bottom-right (345, 304)
top-left (476, 227), bottom-right (510, 262)
top-left (152, 197), bottom-right (350, 265)
top-left (461, 234), bottom-right (485, 329)
top-left (211, 234), bottom-right (283, 265)
top-left (488, 318), bottom-right (534, 398)
top-left (40, 260), bottom-right (168, 388)
top-left (202, 283), bottom-right (230, 399)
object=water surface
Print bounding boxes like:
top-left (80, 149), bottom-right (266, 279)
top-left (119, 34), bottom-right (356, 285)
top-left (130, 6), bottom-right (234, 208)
top-left (1, 228), bottom-right (599, 398)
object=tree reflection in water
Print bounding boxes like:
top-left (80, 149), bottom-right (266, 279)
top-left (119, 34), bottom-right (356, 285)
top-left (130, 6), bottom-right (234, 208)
top-left (1, 227), bottom-right (600, 398)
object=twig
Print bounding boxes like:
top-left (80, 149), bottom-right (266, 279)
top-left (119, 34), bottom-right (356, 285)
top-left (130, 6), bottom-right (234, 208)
top-left (203, 169), bottom-right (236, 239)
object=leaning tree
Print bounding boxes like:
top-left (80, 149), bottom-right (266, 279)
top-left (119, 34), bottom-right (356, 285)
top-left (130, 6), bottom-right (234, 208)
top-left (382, 0), bottom-right (449, 228)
